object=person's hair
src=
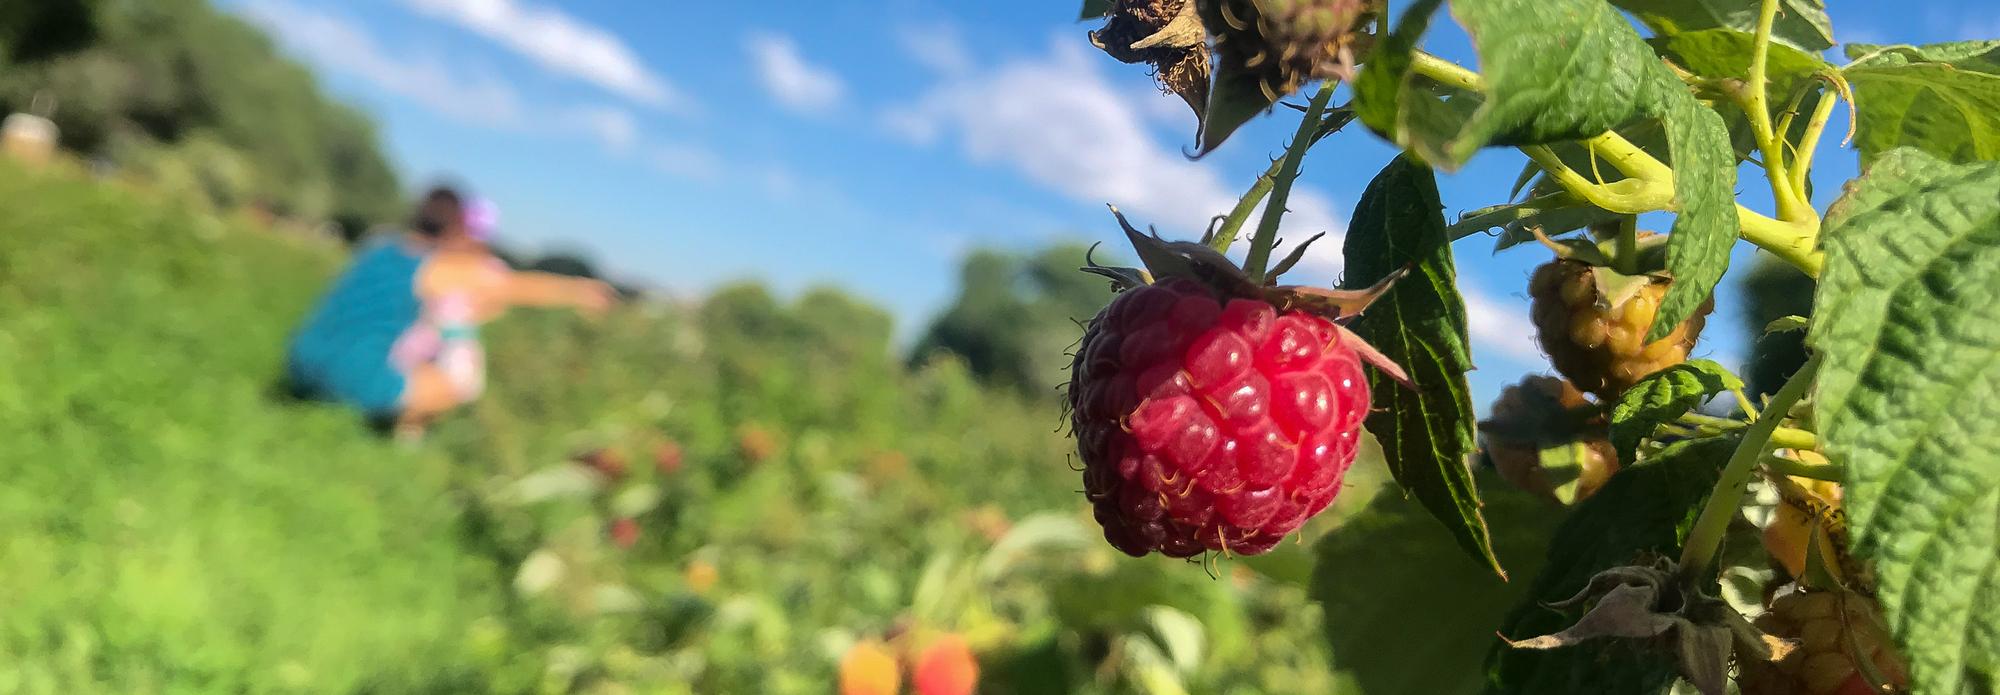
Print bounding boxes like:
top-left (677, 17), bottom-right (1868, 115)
top-left (411, 186), bottom-right (464, 238)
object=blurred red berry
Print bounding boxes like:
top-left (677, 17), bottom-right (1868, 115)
top-left (912, 634), bottom-right (978, 695)
top-left (653, 440), bottom-right (683, 475)
top-left (1068, 278), bottom-right (1368, 557)
top-left (609, 517), bottom-right (639, 549)
top-left (579, 448), bottom-right (627, 480)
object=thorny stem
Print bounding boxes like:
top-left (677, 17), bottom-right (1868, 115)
top-left (1212, 158), bottom-right (1283, 254)
top-left (1680, 354), bottom-right (1821, 579)
top-left (1444, 191), bottom-right (1584, 241)
top-left (1244, 82), bottom-right (1336, 284)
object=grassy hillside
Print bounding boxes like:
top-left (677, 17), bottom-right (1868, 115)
top-left (0, 163), bottom-right (1368, 694)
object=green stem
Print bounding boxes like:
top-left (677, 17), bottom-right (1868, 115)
top-left (1675, 413), bottom-right (1818, 450)
top-left (1679, 354), bottom-right (1820, 579)
top-left (1790, 88), bottom-right (1839, 199)
top-left (1520, 145), bottom-right (1673, 213)
top-left (1410, 51), bottom-right (1483, 91)
top-left (1211, 158), bottom-right (1282, 254)
top-left (1739, 212), bottom-right (1824, 277)
top-left (1244, 83), bottom-right (1336, 284)
top-left (1614, 215), bottom-right (1639, 275)
top-left (1443, 191), bottom-right (1585, 241)
top-left (1765, 454), bottom-right (1844, 482)
top-left (1742, 0), bottom-right (1813, 224)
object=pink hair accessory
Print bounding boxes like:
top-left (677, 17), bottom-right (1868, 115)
top-left (464, 197), bottom-right (499, 242)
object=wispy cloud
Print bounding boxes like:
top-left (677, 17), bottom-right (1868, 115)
top-left (896, 21), bottom-right (973, 75)
top-left (247, 0), bottom-right (524, 127)
top-left (884, 37), bottom-right (1343, 251)
top-left (1461, 285), bottom-right (1546, 364)
top-left (248, 1), bottom-right (653, 158)
top-left (745, 32), bottom-right (847, 114)
top-left (400, 0), bottom-right (688, 111)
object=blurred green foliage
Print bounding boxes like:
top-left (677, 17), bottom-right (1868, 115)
top-left (1736, 257), bottom-right (1813, 399)
top-left (0, 0), bottom-right (402, 227)
top-left (913, 244), bottom-right (1114, 396)
top-left (0, 162), bottom-right (1385, 694)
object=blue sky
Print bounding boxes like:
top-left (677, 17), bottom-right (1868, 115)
top-left (224, 0), bottom-right (1995, 402)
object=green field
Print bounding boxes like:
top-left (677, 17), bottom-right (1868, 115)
top-left (0, 163), bottom-right (1394, 694)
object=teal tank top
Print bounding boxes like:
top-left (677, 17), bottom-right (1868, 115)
top-left (284, 238), bottom-right (426, 414)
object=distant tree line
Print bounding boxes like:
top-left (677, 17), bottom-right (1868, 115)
top-left (0, 0), bottom-right (403, 232)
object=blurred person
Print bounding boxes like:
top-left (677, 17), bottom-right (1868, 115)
top-left (284, 186), bottom-right (615, 440)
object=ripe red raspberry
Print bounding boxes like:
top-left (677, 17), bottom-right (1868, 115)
top-left (1067, 277), bottom-right (1368, 558)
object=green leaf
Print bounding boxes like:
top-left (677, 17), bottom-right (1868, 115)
top-left (1647, 92), bottom-right (1739, 343)
top-left (1313, 474), bottom-right (1564, 695)
top-left (1842, 41), bottom-right (2000, 165)
top-left (1443, 0), bottom-right (1677, 163)
top-left (1763, 315), bottom-right (1808, 334)
top-left (1341, 156), bottom-right (1500, 575)
top-left (1807, 150), bottom-right (2000, 695)
top-left (1483, 437), bottom-right (1736, 695)
top-left (1610, 0), bottom-right (1835, 52)
top-left (1355, 0), bottom-right (1475, 165)
top-left (1653, 29), bottom-right (1829, 97)
top-left (1821, 148), bottom-right (1955, 228)
top-left (1078, 0), bottom-right (1111, 20)
top-left (1606, 359), bottom-right (1744, 463)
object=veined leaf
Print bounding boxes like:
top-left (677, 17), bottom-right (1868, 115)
top-left (1610, 0), bottom-right (1834, 51)
top-left (1648, 91), bottom-right (1739, 343)
top-left (1842, 41), bottom-right (2000, 164)
top-left (1809, 148), bottom-right (2000, 694)
top-left (1341, 156), bottom-right (1499, 575)
top-left (1444, 0), bottom-right (1678, 163)
top-left (1607, 359), bottom-right (1745, 463)
top-left (1484, 437), bottom-right (1736, 695)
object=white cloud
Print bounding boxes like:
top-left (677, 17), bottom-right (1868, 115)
top-left (896, 21), bottom-right (973, 75)
top-left (1461, 287), bottom-right (1547, 364)
top-left (247, 0), bottom-right (524, 127)
top-left (885, 37), bottom-right (1342, 250)
top-left (401, 0), bottom-right (686, 111)
top-left (745, 32), bottom-right (847, 114)
top-left (559, 105), bottom-right (639, 153)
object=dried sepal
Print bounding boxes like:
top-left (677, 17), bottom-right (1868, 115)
top-left (1502, 559), bottom-right (1789, 695)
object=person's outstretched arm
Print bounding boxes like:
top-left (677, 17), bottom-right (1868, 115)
top-left (501, 270), bottom-right (616, 315)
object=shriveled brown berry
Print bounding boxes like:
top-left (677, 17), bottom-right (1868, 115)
top-left (1739, 590), bottom-right (1908, 695)
top-left (1092, 0), bottom-right (1211, 117)
top-left (1480, 375), bottom-right (1619, 504)
top-left (1201, 0), bottom-right (1373, 102)
top-left (1529, 259), bottom-right (1712, 400)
